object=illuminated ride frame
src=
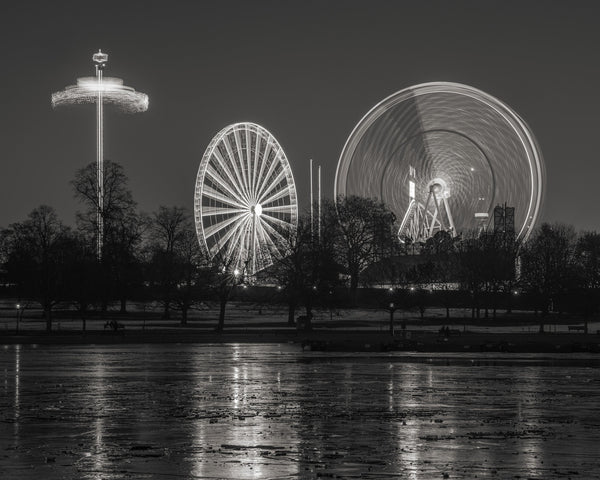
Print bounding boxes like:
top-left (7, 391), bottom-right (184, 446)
top-left (194, 123), bottom-right (298, 276)
top-left (335, 82), bottom-right (545, 244)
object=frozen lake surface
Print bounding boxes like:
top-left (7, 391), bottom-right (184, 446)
top-left (1, 344), bottom-right (600, 479)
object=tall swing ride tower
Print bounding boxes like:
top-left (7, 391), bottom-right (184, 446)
top-left (52, 50), bottom-right (149, 259)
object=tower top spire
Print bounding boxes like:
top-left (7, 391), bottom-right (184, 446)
top-left (92, 49), bottom-right (108, 65)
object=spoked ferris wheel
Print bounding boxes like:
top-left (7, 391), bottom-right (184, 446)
top-left (194, 122), bottom-right (298, 276)
top-left (335, 82), bottom-right (545, 243)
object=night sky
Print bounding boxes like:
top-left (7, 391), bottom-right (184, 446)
top-left (1, 0), bottom-right (599, 231)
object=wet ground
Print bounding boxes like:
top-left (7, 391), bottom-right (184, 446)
top-left (1, 344), bottom-right (599, 479)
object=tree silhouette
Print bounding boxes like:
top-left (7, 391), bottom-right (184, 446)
top-left (333, 195), bottom-right (396, 299)
top-left (519, 223), bottom-right (578, 332)
top-left (3, 206), bottom-right (72, 331)
top-left (147, 206), bottom-right (195, 319)
top-left (72, 160), bottom-right (144, 312)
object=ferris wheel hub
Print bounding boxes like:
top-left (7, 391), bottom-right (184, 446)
top-left (427, 178), bottom-right (450, 198)
top-left (251, 203), bottom-right (263, 217)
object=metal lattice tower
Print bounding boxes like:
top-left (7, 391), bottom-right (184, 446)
top-left (398, 167), bottom-right (456, 243)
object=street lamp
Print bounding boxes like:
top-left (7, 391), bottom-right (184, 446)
top-left (389, 302), bottom-right (395, 336)
top-left (15, 304), bottom-right (21, 334)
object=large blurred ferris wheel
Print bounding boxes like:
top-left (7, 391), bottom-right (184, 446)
top-left (335, 82), bottom-right (545, 242)
top-left (194, 122), bottom-right (298, 276)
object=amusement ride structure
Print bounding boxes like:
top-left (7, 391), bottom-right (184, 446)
top-left (194, 123), bottom-right (298, 276)
top-left (52, 50), bottom-right (149, 259)
top-left (51, 53), bottom-right (544, 273)
top-left (335, 82), bottom-right (545, 243)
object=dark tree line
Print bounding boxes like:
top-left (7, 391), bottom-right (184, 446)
top-left (2, 160), bottom-right (600, 332)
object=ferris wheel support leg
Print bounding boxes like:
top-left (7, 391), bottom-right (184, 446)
top-left (420, 194), bottom-right (432, 241)
top-left (434, 192), bottom-right (445, 228)
top-left (443, 196), bottom-right (456, 236)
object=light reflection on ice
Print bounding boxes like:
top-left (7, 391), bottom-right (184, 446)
top-left (0, 344), bottom-right (599, 479)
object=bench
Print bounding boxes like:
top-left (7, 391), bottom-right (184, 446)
top-left (568, 325), bottom-right (586, 332)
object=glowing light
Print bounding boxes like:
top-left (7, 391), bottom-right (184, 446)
top-left (52, 76), bottom-right (148, 112)
top-left (194, 123), bottom-right (298, 276)
top-left (335, 82), bottom-right (545, 242)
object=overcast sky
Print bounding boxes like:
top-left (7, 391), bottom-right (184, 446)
top-left (1, 0), bottom-right (599, 231)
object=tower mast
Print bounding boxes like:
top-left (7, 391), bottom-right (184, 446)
top-left (93, 50), bottom-right (108, 260)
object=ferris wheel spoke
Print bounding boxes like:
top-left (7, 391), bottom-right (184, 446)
top-left (203, 211), bottom-right (248, 239)
top-left (211, 149), bottom-right (247, 200)
top-left (254, 221), bottom-right (275, 267)
top-left (224, 216), bottom-right (252, 263)
top-left (253, 140), bottom-right (274, 199)
top-left (260, 212), bottom-right (294, 232)
top-left (205, 164), bottom-right (247, 205)
top-left (261, 204), bottom-right (294, 214)
top-left (202, 185), bottom-right (247, 209)
top-left (213, 215), bottom-right (250, 263)
top-left (255, 152), bottom-right (282, 200)
top-left (259, 216), bottom-right (287, 250)
top-left (201, 206), bottom-right (247, 217)
top-left (233, 129), bottom-right (251, 197)
top-left (208, 241), bottom-right (226, 258)
top-left (257, 218), bottom-right (280, 248)
top-left (259, 181), bottom-right (291, 206)
top-left (222, 133), bottom-right (249, 200)
top-left (251, 132), bottom-right (262, 197)
top-left (252, 221), bottom-right (269, 265)
top-left (245, 128), bottom-right (255, 200)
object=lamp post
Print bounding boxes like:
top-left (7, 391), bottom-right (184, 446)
top-left (15, 304), bottom-right (21, 334)
top-left (389, 302), bottom-right (395, 336)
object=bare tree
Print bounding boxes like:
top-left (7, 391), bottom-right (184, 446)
top-left (576, 231), bottom-right (600, 289)
top-left (147, 206), bottom-right (193, 319)
top-left (170, 229), bottom-right (206, 325)
top-left (574, 231), bottom-right (600, 329)
top-left (271, 205), bottom-right (344, 327)
top-left (72, 160), bottom-right (144, 312)
top-left (333, 195), bottom-right (396, 299)
top-left (71, 159), bottom-right (137, 244)
top-left (203, 249), bottom-right (247, 332)
top-left (4, 206), bottom-right (72, 331)
top-left (519, 223), bottom-right (578, 332)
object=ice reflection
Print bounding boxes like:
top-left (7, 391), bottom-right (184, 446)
top-left (1, 345), bottom-right (600, 479)
top-left (190, 344), bottom-right (299, 479)
top-left (397, 363), bottom-right (425, 479)
top-left (91, 357), bottom-right (106, 478)
top-left (517, 367), bottom-right (542, 473)
top-left (14, 345), bottom-right (20, 441)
